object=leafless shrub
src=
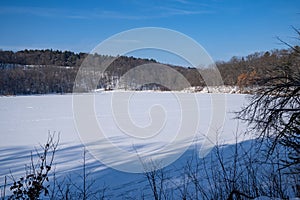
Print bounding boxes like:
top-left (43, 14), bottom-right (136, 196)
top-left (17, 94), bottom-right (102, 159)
top-left (7, 133), bottom-right (59, 200)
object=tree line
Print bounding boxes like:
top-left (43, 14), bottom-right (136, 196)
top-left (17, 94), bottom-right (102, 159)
top-left (0, 47), bottom-right (299, 95)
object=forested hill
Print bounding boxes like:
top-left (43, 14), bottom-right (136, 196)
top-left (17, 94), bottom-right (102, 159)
top-left (0, 49), bottom-right (202, 95)
top-left (0, 48), bottom-right (299, 95)
top-left (0, 49), bottom-right (87, 67)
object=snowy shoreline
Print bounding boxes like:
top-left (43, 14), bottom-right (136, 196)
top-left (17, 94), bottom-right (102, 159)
top-left (1, 85), bottom-right (257, 97)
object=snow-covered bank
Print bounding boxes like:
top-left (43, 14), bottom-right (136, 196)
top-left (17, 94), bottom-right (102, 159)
top-left (93, 85), bottom-right (257, 94)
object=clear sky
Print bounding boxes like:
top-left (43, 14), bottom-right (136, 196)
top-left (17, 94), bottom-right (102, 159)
top-left (0, 0), bottom-right (299, 63)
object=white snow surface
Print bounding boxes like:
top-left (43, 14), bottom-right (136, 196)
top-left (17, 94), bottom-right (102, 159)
top-left (0, 92), bottom-right (250, 148)
top-left (0, 92), bottom-right (295, 199)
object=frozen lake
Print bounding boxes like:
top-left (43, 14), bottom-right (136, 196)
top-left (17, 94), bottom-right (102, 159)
top-left (0, 92), bottom-right (248, 148)
top-left (0, 92), bottom-right (256, 199)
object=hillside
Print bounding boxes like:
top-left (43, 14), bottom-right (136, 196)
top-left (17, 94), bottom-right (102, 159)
top-left (0, 48), bottom-right (299, 95)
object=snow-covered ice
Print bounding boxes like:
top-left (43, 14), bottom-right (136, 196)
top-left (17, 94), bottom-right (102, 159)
top-left (1, 92), bottom-right (296, 199)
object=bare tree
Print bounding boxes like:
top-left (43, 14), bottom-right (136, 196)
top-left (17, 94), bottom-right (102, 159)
top-left (142, 159), bottom-right (169, 200)
top-left (237, 28), bottom-right (300, 171)
top-left (65, 148), bottom-right (103, 200)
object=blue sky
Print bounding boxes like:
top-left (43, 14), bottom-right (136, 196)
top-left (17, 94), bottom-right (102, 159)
top-left (0, 0), bottom-right (299, 63)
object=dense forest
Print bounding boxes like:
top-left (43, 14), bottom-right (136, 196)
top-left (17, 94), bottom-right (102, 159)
top-left (0, 48), bottom-right (299, 95)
